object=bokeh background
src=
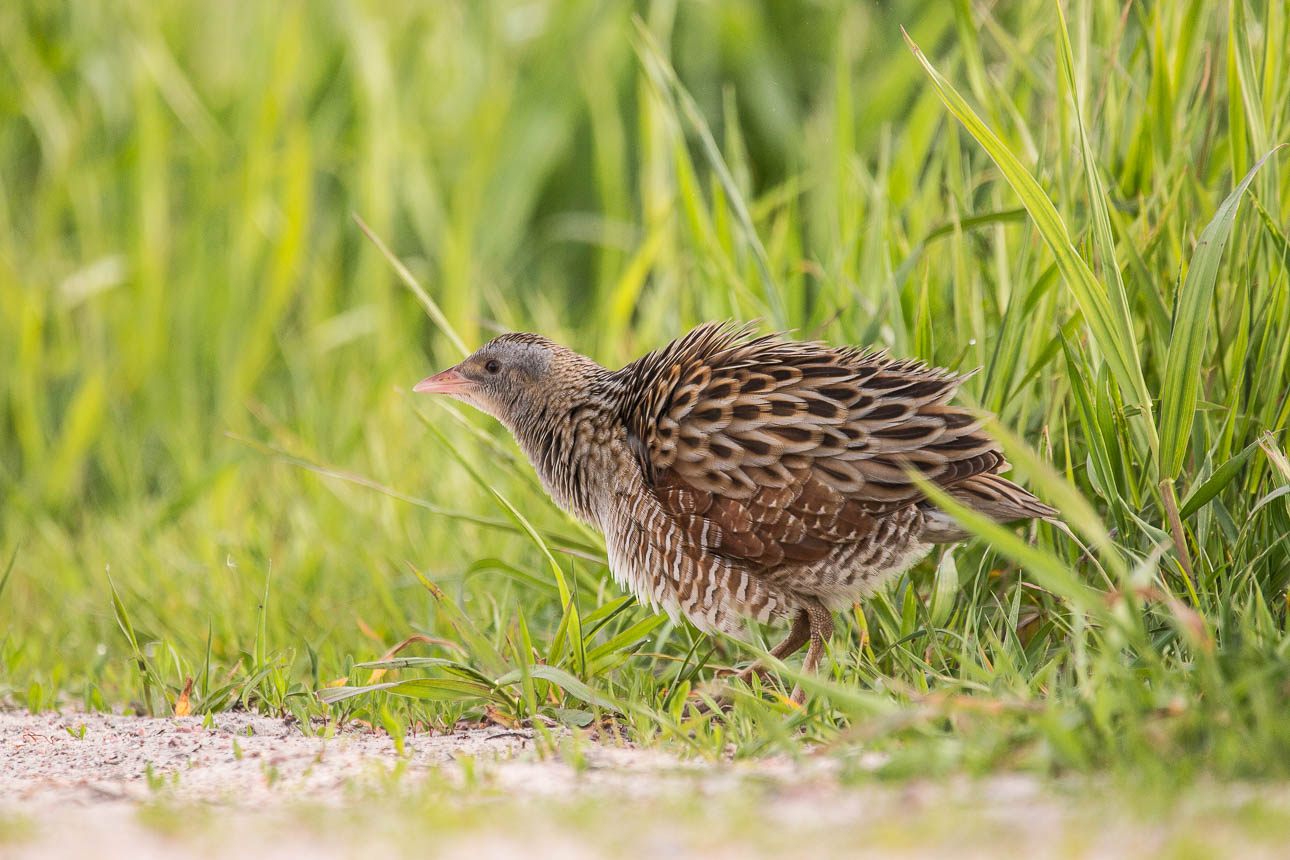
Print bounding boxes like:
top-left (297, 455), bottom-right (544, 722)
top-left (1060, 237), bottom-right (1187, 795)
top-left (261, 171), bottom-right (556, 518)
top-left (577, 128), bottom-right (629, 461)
top-left (3, 0), bottom-right (1290, 773)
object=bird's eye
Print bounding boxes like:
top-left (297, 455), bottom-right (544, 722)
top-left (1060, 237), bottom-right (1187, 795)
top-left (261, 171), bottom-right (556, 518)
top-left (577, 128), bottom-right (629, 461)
top-left (485, 359), bottom-right (501, 374)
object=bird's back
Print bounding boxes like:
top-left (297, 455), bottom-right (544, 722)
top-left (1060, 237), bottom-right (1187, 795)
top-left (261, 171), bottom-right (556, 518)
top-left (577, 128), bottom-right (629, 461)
top-left (601, 322), bottom-right (1053, 624)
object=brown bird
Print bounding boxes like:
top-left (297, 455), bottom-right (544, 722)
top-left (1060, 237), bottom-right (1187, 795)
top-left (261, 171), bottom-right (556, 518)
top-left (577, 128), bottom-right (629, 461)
top-left (415, 322), bottom-right (1055, 701)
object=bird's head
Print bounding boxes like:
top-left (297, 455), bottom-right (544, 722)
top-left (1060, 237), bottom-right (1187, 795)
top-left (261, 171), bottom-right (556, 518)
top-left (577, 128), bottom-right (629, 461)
top-left (416, 332), bottom-right (616, 520)
top-left (414, 333), bottom-right (602, 431)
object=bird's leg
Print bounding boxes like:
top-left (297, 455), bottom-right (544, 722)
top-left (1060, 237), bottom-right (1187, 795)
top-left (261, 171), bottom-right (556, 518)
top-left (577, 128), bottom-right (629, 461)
top-left (791, 599), bottom-right (834, 705)
top-left (730, 609), bottom-right (811, 685)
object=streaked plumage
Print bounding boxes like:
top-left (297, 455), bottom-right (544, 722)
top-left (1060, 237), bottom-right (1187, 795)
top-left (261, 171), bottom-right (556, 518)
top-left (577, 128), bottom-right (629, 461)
top-left (415, 322), bottom-right (1055, 700)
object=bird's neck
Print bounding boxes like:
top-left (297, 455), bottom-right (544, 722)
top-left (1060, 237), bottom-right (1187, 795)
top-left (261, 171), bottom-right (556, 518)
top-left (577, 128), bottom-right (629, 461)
top-left (505, 365), bottom-right (630, 525)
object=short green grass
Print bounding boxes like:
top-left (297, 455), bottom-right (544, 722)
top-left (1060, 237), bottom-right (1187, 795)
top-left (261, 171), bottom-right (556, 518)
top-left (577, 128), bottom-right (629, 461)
top-left (3, 0), bottom-right (1290, 791)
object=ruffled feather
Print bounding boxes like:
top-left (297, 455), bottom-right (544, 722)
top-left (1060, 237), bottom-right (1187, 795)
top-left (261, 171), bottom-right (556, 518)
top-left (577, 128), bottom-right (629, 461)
top-left (617, 321), bottom-right (1055, 573)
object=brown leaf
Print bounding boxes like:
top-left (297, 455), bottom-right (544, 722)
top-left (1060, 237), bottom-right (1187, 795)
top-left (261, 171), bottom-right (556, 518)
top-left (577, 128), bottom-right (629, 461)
top-left (174, 677), bottom-right (194, 717)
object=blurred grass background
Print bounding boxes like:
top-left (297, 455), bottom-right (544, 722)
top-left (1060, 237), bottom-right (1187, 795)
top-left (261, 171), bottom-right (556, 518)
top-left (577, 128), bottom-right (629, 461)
top-left (2, 0), bottom-right (1289, 779)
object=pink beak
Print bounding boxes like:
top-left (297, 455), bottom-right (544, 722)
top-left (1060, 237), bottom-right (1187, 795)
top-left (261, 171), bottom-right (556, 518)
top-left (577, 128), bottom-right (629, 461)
top-left (413, 367), bottom-right (470, 394)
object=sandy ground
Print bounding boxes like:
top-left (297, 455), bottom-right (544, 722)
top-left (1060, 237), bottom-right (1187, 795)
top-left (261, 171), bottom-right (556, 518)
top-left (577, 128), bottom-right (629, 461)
top-left (4, 710), bottom-right (1290, 859)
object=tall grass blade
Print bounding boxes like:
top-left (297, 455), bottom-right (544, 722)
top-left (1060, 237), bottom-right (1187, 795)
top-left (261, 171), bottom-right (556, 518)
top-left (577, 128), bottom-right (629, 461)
top-left (417, 414), bottom-right (587, 673)
top-left (353, 214), bottom-right (470, 358)
top-left (1053, 2), bottom-right (1137, 429)
top-left (0, 546), bottom-right (15, 604)
top-left (1179, 438), bottom-right (1263, 519)
top-left (631, 18), bottom-right (785, 327)
top-left (1157, 146), bottom-right (1282, 479)
top-left (903, 27), bottom-right (1158, 456)
top-left (406, 564), bottom-right (509, 678)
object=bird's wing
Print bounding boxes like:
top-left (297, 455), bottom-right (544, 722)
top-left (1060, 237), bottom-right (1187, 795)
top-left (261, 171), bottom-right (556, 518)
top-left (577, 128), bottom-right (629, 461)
top-left (620, 322), bottom-right (1007, 569)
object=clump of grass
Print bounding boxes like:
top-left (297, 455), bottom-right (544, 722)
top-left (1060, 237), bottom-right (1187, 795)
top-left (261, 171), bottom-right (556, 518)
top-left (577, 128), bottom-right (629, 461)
top-left (1, 0), bottom-right (1289, 787)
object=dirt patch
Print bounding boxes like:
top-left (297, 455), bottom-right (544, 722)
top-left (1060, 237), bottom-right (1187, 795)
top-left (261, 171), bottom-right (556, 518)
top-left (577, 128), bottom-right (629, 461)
top-left (4, 710), bottom-right (566, 808)
top-left (1, 709), bottom-right (841, 859)
top-left (4, 710), bottom-right (1290, 859)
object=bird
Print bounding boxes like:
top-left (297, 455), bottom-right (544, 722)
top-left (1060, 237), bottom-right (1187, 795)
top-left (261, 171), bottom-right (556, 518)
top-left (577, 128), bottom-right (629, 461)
top-left (414, 321), bottom-right (1056, 702)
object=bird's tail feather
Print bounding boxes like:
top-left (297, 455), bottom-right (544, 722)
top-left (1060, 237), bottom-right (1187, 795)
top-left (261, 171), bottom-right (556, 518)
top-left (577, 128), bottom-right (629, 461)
top-left (920, 473), bottom-right (1057, 543)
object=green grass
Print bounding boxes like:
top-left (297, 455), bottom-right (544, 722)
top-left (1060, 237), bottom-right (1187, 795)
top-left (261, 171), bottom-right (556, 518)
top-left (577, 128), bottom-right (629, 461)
top-left (3, 0), bottom-right (1290, 788)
